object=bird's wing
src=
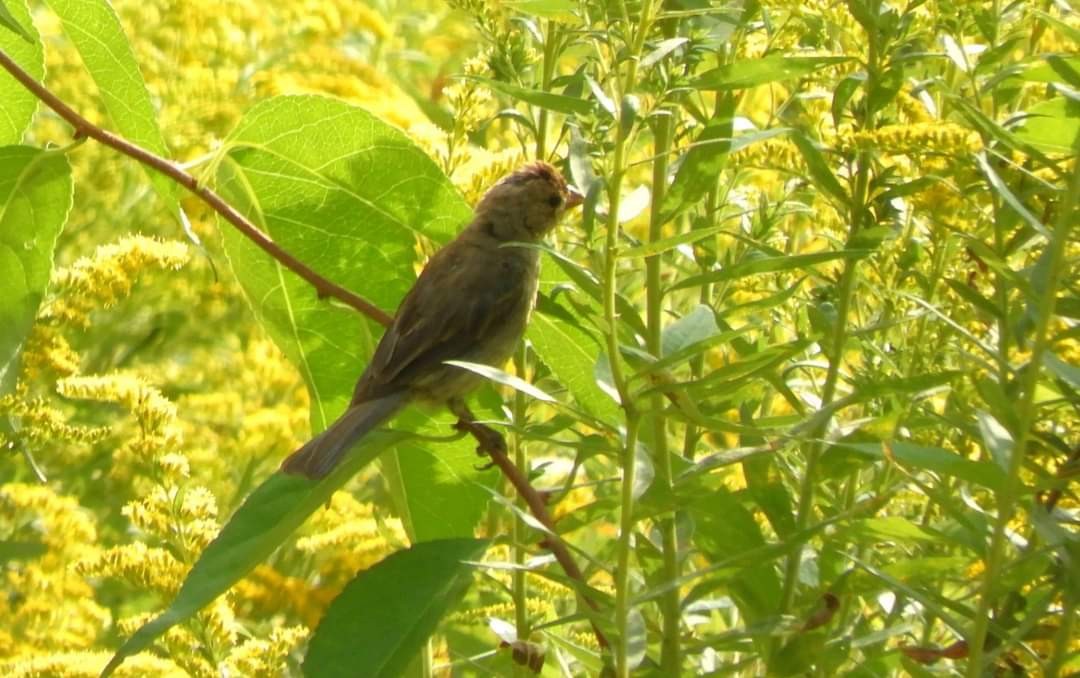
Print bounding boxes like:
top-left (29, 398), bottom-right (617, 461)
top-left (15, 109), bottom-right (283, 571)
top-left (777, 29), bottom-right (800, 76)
top-left (353, 239), bottom-right (529, 402)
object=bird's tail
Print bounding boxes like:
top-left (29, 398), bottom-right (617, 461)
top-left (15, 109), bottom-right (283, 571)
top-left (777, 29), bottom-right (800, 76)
top-left (280, 392), bottom-right (407, 479)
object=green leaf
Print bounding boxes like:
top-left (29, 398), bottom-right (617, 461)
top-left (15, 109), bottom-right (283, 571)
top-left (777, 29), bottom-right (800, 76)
top-left (529, 313), bottom-right (620, 425)
top-left (218, 95), bottom-right (469, 426)
top-left (1045, 353), bottom-right (1080, 390)
top-left (385, 411), bottom-right (493, 543)
top-left (846, 517), bottom-right (941, 543)
top-left (467, 76), bottom-right (593, 116)
top-left (217, 95), bottom-right (486, 543)
top-left (504, 0), bottom-right (577, 19)
top-left (690, 55), bottom-right (850, 90)
top-left (44, 0), bottom-right (182, 225)
top-left (661, 304), bottom-right (718, 357)
top-left (834, 441), bottom-right (1007, 493)
top-left (657, 100), bottom-right (736, 224)
top-left (689, 487), bottom-right (780, 624)
top-left (102, 431), bottom-right (410, 677)
top-left (0, 0), bottom-right (33, 42)
top-left (0, 146), bottom-right (73, 391)
top-left (976, 410), bottom-right (1013, 473)
top-left (641, 37), bottom-right (689, 68)
top-left (1016, 56), bottom-right (1080, 86)
top-left (790, 133), bottom-right (848, 203)
top-left (669, 250), bottom-right (869, 292)
top-left (1014, 97), bottom-right (1080, 155)
top-left (529, 254), bottom-right (621, 424)
top-left (0, 0), bottom-right (42, 144)
top-left (303, 538), bottom-right (487, 678)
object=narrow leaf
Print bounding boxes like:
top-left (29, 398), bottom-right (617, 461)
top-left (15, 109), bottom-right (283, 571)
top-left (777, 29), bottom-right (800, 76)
top-left (445, 360), bottom-right (557, 403)
top-left (669, 250), bottom-right (869, 292)
top-left (657, 102), bottom-right (736, 224)
top-left (102, 432), bottom-right (409, 676)
top-left (691, 55), bottom-right (850, 90)
top-left (468, 76), bottom-right (593, 116)
top-left (790, 133), bottom-right (848, 203)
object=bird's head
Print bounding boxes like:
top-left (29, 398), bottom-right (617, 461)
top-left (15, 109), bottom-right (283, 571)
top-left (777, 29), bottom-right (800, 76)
top-left (474, 161), bottom-right (584, 241)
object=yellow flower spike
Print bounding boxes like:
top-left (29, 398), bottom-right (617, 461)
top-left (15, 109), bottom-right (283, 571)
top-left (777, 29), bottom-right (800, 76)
top-left (75, 542), bottom-right (186, 596)
top-left (0, 651), bottom-right (186, 678)
top-left (223, 625), bottom-right (308, 676)
top-left (44, 236), bottom-right (189, 329)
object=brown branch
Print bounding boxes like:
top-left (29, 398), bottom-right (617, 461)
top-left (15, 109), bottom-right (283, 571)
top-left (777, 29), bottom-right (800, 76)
top-left (453, 409), bottom-right (609, 649)
top-left (1, 44), bottom-right (606, 650)
top-left (0, 48), bottom-right (392, 327)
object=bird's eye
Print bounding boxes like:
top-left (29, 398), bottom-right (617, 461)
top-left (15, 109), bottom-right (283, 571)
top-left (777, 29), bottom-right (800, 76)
top-left (547, 195), bottom-right (563, 208)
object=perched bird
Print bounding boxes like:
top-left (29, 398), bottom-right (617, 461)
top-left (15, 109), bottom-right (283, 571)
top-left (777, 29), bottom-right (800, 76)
top-left (281, 162), bottom-right (583, 479)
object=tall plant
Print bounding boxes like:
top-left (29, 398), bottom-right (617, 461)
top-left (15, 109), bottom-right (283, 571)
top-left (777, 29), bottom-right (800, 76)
top-left (1, 0), bottom-right (1077, 675)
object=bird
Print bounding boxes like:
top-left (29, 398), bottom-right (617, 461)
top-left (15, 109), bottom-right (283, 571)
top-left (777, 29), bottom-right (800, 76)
top-left (281, 161), bottom-right (583, 479)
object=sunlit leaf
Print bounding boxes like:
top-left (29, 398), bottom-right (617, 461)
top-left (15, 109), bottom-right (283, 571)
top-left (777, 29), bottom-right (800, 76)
top-left (468, 76), bottom-right (593, 115)
top-left (0, 0), bottom-right (32, 42)
top-left (1014, 97), bottom-right (1080, 155)
top-left (44, 0), bottom-right (183, 228)
top-left (669, 250), bottom-right (870, 292)
top-left (0, 0), bottom-right (42, 144)
top-left (0, 146), bottom-right (72, 392)
top-left (690, 55), bottom-right (850, 90)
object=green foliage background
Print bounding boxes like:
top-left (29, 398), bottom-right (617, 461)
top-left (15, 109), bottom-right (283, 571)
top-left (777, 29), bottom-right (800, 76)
top-left (0, 0), bottom-right (1077, 676)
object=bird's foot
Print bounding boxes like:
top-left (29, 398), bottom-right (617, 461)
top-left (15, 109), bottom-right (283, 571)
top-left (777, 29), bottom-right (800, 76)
top-left (449, 398), bottom-right (508, 459)
top-left (454, 418), bottom-right (508, 458)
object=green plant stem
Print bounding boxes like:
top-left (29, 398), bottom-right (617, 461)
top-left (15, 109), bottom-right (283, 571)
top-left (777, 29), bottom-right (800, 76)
top-left (614, 415), bottom-right (643, 678)
top-left (1046, 588), bottom-right (1078, 678)
top-left (605, 2), bottom-right (657, 674)
top-left (511, 347), bottom-right (530, 667)
top-left (646, 107), bottom-right (682, 674)
top-left (535, 21), bottom-right (559, 160)
top-left (965, 149), bottom-right (1080, 678)
top-left (779, 6), bottom-right (880, 614)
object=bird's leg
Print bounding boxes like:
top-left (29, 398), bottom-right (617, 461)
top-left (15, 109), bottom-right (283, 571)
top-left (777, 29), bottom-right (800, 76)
top-left (448, 398), bottom-right (507, 460)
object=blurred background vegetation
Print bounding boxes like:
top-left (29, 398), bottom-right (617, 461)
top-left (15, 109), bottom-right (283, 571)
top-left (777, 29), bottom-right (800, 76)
top-left (0, 0), bottom-right (1077, 675)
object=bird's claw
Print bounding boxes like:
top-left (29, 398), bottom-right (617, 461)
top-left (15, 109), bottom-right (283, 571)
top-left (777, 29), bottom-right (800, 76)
top-left (453, 417), bottom-right (507, 458)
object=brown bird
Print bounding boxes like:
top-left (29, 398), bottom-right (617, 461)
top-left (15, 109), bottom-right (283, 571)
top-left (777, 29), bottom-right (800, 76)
top-left (281, 162), bottom-right (583, 479)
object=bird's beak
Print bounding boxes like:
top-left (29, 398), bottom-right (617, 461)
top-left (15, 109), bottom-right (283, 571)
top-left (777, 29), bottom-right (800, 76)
top-left (565, 186), bottom-right (585, 210)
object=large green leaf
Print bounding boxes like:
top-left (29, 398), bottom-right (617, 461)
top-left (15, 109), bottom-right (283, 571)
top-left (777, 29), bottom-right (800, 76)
top-left (0, 146), bottom-right (72, 390)
top-left (303, 538), bottom-right (488, 677)
top-left (1014, 97), bottom-right (1080, 155)
top-left (690, 55), bottom-right (850, 90)
top-left (216, 95), bottom-right (487, 541)
top-left (0, 0), bottom-right (42, 144)
top-left (102, 431), bottom-right (410, 677)
top-left (44, 0), bottom-right (181, 223)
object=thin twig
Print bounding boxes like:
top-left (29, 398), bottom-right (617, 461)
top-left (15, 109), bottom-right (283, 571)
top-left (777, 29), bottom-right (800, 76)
top-left (0, 48), bottom-right (392, 327)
